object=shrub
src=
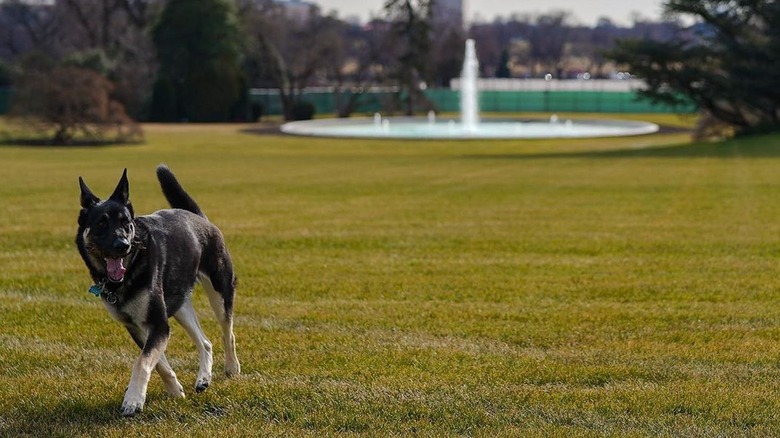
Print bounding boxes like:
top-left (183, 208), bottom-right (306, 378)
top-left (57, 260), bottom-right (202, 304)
top-left (0, 60), bottom-right (11, 88)
top-left (250, 102), bottom-right (264, 122)
top-left (149, 77), bottom-right (178, 122)
top-left (292, 101), bottom-right (315, 121)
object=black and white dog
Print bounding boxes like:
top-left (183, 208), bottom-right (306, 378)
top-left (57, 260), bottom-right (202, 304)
top-left (76, 165), bottom-right (240, 416)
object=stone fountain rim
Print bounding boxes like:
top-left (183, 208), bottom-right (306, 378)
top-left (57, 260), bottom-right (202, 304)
top-left (280, 116), bottom-right (661, 140)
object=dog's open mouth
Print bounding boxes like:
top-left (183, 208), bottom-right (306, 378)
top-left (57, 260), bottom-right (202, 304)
top-left (105, 258), bottom-right (126, 282)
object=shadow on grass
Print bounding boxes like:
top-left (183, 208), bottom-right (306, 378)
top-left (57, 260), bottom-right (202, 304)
top-left (0, 398), bottom-right (124, 436)
top-left (461, 134), bottom-right (780, 160)
top-left (0, 138), bottom-right (144, 148)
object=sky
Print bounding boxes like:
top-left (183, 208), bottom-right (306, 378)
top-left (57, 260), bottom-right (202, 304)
top-left (312, 0), bottom-right (666, 26)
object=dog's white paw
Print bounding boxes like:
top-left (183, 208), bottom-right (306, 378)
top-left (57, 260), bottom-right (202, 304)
top-left (225, 360), bottom-right (240, 377)
top-left (195, 374), bottom-right (211, 393)
top-left (164, 380), bottom-right (185, 399)
top-left (121, 392), bottom-right (146, 417)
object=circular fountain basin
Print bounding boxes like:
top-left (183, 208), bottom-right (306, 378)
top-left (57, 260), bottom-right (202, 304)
top-left (280, 117), bottom-right (660, 140)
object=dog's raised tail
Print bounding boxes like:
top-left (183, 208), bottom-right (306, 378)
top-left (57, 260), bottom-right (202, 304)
top-left (156, 164), bottom-right (206, 218)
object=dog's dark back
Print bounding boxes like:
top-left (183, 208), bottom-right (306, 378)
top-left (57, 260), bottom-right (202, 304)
top-left (155, 165), bottom-right (237, 307)
top-left (156, 165), bottom-right (205, 218)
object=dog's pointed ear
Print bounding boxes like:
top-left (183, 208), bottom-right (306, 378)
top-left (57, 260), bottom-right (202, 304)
top-left (79, 177), bottom-right (100, 209)
top-left (109, 168), bottom-right (130, 205)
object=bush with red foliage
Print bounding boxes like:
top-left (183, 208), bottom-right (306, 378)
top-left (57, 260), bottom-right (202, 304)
top-left (10, 65), bottom-right (142, 145)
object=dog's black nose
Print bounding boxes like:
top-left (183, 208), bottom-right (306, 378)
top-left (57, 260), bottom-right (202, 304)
top-left (113, 238), bottom-right (131, 252)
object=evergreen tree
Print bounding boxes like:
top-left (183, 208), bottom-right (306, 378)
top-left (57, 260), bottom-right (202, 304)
top-left (151, 0), bottom-right (245, 122)
top-left (610, 0), bottom-right (780, 134)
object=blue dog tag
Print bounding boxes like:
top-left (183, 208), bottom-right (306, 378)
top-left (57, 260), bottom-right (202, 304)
top-left (89, 284), bottom-right (102, 297)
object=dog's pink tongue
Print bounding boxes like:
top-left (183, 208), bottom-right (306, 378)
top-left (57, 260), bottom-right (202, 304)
top-left (106, 258), bottom-right (126, 282)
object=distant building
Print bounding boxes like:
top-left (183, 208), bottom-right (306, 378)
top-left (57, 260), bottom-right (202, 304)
top-left (0, 0), bottom-right (54, 4)
top-left (433, 0), bottom-right (463, 28)
top-left (273, 0), bottom-right (319, 22)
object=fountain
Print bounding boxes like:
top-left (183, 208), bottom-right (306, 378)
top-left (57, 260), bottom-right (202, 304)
top-left (461, 39), bottom-right (479, 132)
top-left (281, 40), bottom-right (659, 140)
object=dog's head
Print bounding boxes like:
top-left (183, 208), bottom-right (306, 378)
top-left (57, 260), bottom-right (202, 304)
top-left (78, 169), bottom-right (136, 282)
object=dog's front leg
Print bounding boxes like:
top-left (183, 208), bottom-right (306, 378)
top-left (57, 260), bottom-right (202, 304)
top-left (122, 320), bottom-right (170, 417)
top-left (125, 324), bottom-right (184, 398)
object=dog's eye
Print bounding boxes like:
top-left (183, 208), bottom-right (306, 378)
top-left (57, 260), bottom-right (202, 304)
top-left (120, 217), bottom-right (130, 226)
top-left (97, 217), bottom-right (108, 229)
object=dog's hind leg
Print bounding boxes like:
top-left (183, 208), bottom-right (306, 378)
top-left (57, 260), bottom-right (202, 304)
top-left (174, 298), bottom-right (213, 392)
top-left (126, 324), bottom-right (184, 398)
top-left (156, 353), bottom-right (185, 398)
top-left (200, 272), bottom-right (240, 377)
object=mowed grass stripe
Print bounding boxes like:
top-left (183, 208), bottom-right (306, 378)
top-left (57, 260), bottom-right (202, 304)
top-left (3, 114), bottom-right (780, 435)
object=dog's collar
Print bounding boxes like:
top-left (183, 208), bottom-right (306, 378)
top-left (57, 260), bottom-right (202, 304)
top-left (88, 280), bottom-right (118, 304)
top-left (89, 247), bottom-right (140, 304)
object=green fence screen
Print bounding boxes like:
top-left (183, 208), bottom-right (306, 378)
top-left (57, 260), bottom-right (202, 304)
top-left (250, 88), bottom-right (695, 118)
top-left (0, 87), bottom-right (695, 117)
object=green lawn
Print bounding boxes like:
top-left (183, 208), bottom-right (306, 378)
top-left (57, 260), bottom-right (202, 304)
top-left (3, 114), bottom-right (780, 436)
